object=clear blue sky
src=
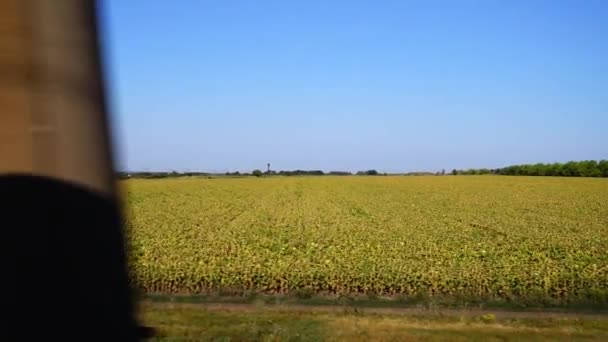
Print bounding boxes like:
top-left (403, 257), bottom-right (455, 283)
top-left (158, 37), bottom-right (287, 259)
top-left (100, 0), bottom-right (607, 173)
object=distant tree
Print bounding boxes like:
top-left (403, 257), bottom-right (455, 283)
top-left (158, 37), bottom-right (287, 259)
top-left (405, 171), bottom-right (435, 176)
top-left (580, 160), bottom-right (600, 177)
top-left (599, 160), bottom-right (608, 177)
top-left (278, 170), bottom-right (324, 176)
top-left (562, 161), bottom-right (578, 177)
top-left (252, 169), bottom-right (263, 177)
top-left (328, 171), bottom-right (352, 176)
top-left (116, 172), bottom-right (131, 179)
top-left (451, 169), bottom-right (458, 175)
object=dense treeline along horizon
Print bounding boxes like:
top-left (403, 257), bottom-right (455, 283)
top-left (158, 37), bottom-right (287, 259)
top-left (124, 176), bottom-right (608, 307)
top-left (452, 160), bottom-right (608, 177)
top-left (117, 160), bottom-right (607, 179)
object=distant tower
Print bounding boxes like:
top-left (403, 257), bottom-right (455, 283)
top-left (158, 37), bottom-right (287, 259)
top-left (267, 163), bottom-right (271, 173)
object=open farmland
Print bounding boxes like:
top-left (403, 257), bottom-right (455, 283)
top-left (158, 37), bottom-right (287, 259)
top-left (124, 176), bottom-right (608, 307)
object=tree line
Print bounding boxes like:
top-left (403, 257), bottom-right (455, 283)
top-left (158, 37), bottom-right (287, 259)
top-left (117, 160), bottom-right (608, 179)
top-left (253, 170), bottom-right (385, 176)
top-left (118, 170), bottom-right (359, 179)
top-left (451, 160), bottom-right (608, 177)
top-left (117, 171), bottom-right (212, 179)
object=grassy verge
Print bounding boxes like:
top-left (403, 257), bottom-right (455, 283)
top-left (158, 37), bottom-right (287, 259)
top-left (141, 292), bottom-right (608, 313)
top-left (139, 302), bottom-right (608, 341)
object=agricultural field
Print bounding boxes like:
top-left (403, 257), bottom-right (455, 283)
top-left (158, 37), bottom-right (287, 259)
top-left (124, 176), bottom-right (608, 307)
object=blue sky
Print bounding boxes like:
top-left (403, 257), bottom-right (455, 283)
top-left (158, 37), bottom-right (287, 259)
top-left (101, 0), bottom-right (607, 173)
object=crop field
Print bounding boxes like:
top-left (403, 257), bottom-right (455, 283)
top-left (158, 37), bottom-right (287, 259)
top-left (124, 176), bottom-right (608, 307)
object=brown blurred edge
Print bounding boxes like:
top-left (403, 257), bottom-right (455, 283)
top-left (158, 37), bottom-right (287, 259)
top-left (0, 0), bottom-right (116, 197)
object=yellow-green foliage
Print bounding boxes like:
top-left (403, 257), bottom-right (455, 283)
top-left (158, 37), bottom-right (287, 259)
top-left (124, 176), bottom-right (608, 304)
